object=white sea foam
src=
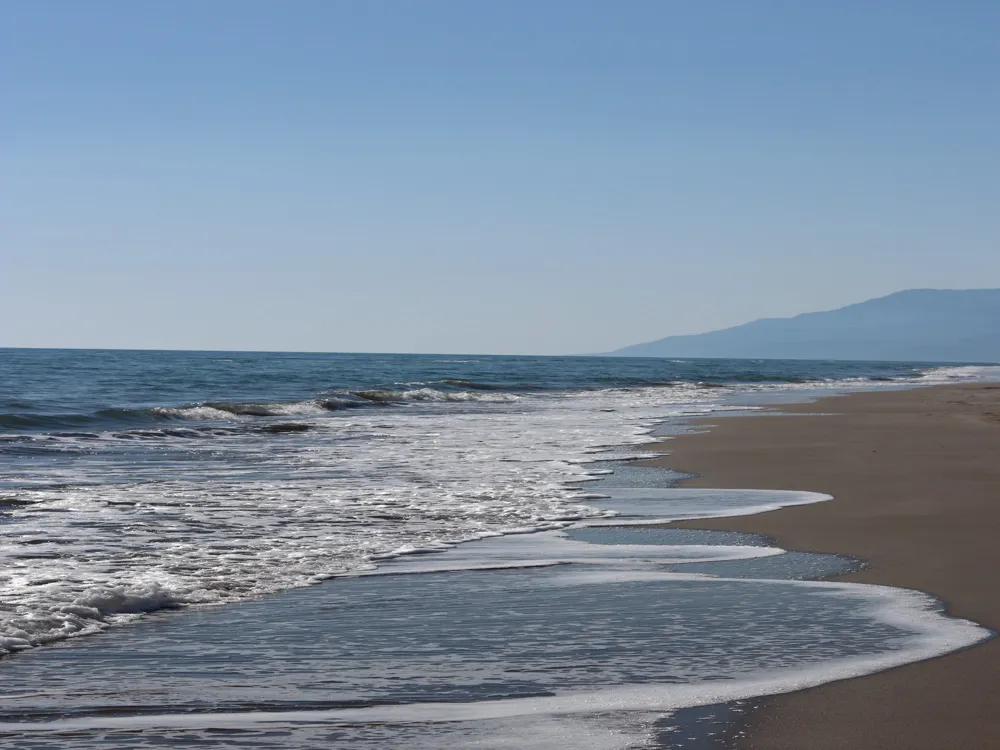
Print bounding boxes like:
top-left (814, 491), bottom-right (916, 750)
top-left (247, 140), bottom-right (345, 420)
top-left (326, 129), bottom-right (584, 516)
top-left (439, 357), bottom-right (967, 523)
top-left (919, 364), bottom-right (1000, 381)
top-left (150, 405), bottom-right (246, 420)
top-left (582, 487), bottom-right (832, 523)
top-left (364, 525), bottom-right (785, 577)
top-left (0, 384), bottom-right (727, 652)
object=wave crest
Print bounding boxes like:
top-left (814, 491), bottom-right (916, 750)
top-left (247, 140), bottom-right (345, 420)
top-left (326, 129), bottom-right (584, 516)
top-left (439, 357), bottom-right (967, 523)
top-left (353, 388), bottom-right (519, 403)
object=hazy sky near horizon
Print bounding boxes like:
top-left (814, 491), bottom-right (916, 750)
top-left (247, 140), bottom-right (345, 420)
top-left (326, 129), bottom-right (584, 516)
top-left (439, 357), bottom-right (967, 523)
top-left (4, 1), bottom-right (999, 354)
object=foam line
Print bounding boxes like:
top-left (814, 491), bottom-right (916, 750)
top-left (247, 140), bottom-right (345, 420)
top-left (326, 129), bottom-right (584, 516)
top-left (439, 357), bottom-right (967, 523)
top-left (1, 577), bottom-right (986, 735)
top-left (580, 487), bottom-right (832, 523)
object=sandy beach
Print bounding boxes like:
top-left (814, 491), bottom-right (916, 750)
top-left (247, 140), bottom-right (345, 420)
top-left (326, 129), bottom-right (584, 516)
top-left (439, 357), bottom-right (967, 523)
top-left (649, 382), bottom-right (1000, 749)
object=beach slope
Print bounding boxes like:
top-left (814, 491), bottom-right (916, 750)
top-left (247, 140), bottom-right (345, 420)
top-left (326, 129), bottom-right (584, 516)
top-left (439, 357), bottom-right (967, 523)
top-left (651, 383), bottom-right (1000, 750)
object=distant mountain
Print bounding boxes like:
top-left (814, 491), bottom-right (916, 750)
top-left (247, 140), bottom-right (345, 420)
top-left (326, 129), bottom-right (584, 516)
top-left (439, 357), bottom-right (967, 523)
top-left (609, 289), bottom-right (1000, 362)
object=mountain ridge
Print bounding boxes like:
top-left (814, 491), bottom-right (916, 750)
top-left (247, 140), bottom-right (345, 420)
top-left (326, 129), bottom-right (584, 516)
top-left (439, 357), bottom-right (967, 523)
top-left (608, 289), bottom-right (1000, 362)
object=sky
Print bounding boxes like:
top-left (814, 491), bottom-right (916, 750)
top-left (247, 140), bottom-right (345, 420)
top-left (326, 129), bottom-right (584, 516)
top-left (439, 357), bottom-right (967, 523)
top-left (3, 1), bottom-right (999, 354)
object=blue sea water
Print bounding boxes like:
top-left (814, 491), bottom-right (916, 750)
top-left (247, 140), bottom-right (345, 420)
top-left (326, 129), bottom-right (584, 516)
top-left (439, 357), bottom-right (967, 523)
top-left (0, 349), bottom-right (942, 432)
top-left (0, 349), bottom-right (995, 748)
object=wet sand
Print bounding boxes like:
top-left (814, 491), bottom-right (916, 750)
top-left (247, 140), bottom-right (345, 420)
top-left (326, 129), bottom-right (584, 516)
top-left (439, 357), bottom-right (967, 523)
top-left (648, 382), bottom-right (1000, 750)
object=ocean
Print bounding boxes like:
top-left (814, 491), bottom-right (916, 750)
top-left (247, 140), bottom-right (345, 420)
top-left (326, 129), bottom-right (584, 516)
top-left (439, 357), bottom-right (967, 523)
top-left (0, 349), bottom-right (996, 748)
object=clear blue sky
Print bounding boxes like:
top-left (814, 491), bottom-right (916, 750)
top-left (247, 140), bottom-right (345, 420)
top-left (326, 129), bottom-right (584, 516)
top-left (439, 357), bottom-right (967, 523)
top-left (4, 1), bottom-right (998, 354)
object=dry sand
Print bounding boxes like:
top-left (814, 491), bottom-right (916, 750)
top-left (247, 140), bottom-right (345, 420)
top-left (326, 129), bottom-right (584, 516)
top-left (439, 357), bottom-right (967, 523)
top-left (647, 382), bottom-right (1000, 750)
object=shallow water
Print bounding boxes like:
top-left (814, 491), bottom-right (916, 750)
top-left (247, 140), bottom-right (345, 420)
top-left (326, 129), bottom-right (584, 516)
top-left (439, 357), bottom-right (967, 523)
top-left (0, 486), bottom-right (989, 749)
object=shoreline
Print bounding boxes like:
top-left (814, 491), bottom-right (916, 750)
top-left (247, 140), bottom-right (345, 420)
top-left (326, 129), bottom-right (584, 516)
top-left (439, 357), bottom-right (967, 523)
top-left (648, 382), bottom-right (1000, 749)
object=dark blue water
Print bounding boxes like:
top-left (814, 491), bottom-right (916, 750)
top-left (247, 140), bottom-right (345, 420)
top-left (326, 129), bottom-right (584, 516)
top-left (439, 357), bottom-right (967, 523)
top-left (0, 348), bottom-right (942, 433)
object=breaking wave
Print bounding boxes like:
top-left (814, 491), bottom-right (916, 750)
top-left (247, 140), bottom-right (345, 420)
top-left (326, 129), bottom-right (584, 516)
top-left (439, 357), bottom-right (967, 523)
top-left (352, 388), bottom-right (519, 403)
top-left (0, 389), bottom-right (521, 433)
